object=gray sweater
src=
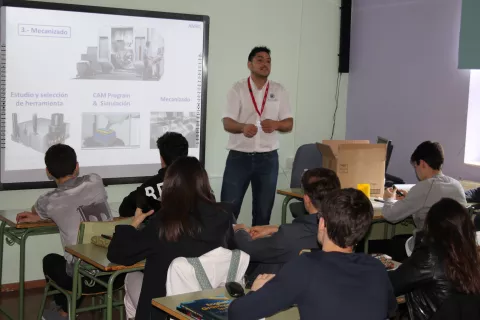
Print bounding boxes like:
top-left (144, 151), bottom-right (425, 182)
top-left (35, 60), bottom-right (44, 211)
top-left (382, 173), bottom-right (467, 230)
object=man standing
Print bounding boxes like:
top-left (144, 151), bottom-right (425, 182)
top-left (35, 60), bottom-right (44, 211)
top-left (221, 46), bottom-right (293, 226)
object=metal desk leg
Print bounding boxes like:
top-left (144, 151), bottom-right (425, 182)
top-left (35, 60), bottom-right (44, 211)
top-left (383, 223), bottom-right (389, 239)
top-left (390, 224), bottom-right (397, 238)
top-left (281, 196), bottom-right (294, 225)
top-left (0, 221), bottom-right (6, 291)
top-left (19, 230), bottom-right (32, 320)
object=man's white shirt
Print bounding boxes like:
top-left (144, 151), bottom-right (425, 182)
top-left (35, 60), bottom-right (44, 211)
top-left (223, 78), bottom-right (292, 153)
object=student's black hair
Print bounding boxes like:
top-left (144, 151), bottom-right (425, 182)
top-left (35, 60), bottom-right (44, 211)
top-left (44, 144), bottom-right (77, 179)
top-left (320, 188), bottom-right (373, 248)
top-left (157, 156), bottom-right (216, 242)
top-left (301, 168), bottom-right (341, 210)
top-left (248, 46), bottom-right (271, 62)
top-left (156, 132), bottom-right (189, 166)
top-left (410, 141), bottom-right (444, 170)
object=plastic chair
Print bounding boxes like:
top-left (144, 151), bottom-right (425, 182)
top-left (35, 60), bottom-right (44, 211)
top-left (288, 144), bottom-right (323, 219)
top-left (37, 218), bottom-right (132, 320)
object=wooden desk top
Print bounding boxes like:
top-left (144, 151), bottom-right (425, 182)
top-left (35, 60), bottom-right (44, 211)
top-left (0, 209), bottom-right (56, 229)
top-left (152, 288), bottom-right (300, 320)
top-left (277, 188), bottom-right (386, 220)
top-left (65, 243), bottom-right (144, 272)
top-left (0, 202), bottom-right (121, 230)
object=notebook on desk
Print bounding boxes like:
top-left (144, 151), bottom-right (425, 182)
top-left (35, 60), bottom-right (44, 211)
top-left (177, 296), bottom-right (231, 320)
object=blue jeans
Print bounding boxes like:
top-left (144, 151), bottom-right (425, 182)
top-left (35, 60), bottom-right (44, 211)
top-left (221, 150), bottom-right (279, 226)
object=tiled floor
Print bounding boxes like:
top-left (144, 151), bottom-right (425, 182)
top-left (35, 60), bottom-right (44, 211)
top-left (0, 288), bottom-right (123, 320)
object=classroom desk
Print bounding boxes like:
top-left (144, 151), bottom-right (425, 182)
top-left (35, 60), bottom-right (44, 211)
top-left (152, 286), bottom-right (405, 319)
top-left (152, 287), bottom-right (300, 320)
top-left (65, 243), bottom-right (144, 320)
top-left (0, 210), bottom-right (58, 320)
top-left (277, 188), bottom-right (387, 224)
top-left (0, 202), bottom-right (121, 320)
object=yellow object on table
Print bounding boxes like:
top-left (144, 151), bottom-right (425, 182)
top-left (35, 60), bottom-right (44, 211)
top-left (357, 183), bottom-right (371, 198)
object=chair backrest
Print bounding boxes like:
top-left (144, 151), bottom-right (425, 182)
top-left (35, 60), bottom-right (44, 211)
top-left (77, 217), bottom-right (132, 244)
top-left (290, 143), bottom-right (323, 188)
top-left (166, 247), bottom-right (250, 296)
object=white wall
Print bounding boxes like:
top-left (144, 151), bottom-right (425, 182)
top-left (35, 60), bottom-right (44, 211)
top-left (1, 0), bottom-right (346, 284)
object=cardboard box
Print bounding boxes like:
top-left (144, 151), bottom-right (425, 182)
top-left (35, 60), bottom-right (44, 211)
top-left (317, 140), bottom-right (386, 197)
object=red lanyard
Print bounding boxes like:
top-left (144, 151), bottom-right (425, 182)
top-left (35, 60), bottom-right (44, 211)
top-left (248, 77), bottom-right (270, 117)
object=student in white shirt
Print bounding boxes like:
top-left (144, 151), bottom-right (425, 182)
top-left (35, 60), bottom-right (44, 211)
top-left (221, 46), bottom-right (293, 226)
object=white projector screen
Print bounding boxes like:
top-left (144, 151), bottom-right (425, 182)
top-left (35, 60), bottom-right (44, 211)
top-left (0, 2), bottom-right (209, 190)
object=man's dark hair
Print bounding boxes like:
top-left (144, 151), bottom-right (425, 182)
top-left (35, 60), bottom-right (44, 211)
top-left (320, 188), bottom-right (373, 248)
top-left (248, 46), bottom-right (271, 62)
top-left (156, 132), bottom-right (189, 166)
top-left (45, 144), bottom-right (77, 179)
top-left (410, 141), bottom-right (444, 170)
top-left (301, 168), bottom-right (341, 209)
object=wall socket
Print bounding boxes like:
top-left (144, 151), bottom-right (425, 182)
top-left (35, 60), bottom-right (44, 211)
top-left (285, 156), bottom-right (294, 169)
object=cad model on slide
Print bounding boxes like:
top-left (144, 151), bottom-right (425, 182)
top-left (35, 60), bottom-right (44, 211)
top-left (75, 26), bottom-right (165, 81)
top-left (82, 113), bottom-right (141, 149)
top-left (11, 113), bottom-right (70, 153)
top-left (150, 111), bottom-right (198, 149)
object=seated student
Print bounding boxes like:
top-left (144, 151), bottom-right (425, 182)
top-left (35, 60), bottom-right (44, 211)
top-left (466, 186), bottom-right (480, 203)
top-left (118, 132), bottom-right (188, 217)
top-left (389, 198), bottom-right (480, 320)
top-left (16, 144), bottom-right (116, 320)
top-left (107, 157), bottom-right (235, 320)
top-left (229, 188), bottom-right (397, 320)
top-left (382, 141), bottom-right (466, 259)
top-left (234, 168), bottom-right (340, 284)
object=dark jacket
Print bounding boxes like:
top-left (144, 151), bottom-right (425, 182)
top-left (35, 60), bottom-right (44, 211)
top-left (388, 241), bottom-right (455, 320)
top-left (229, 251), bottom-right (396, 320)
top-left (118, 168), bottom-right (165, 217)
top-left (234, 214), bottom-right (319, 281)
top-left (465, 187), bottom-right (480, 203)
top-left (107, 201), bottom-right (235, 320)
top-left (430, 293), bottom-right (480, 320)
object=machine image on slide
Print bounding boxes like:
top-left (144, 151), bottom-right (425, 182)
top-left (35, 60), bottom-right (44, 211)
top-left (150, 111), bottom-right (198, 148)
top-left (11, 113), bottom-right (70, 153)
top-left (82, 113), bottom-right (141, 149)
top-left (75, 27), bottom-right (164, 81)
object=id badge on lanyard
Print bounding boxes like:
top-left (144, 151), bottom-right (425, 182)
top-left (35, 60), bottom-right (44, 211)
top-left (248, 77), bottom-right (269, 128)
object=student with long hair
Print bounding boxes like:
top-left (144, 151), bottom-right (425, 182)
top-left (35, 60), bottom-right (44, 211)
top-left (389, 198), bottom-right (480, 320)
top-left (108, 157), bottom-right (235, 320)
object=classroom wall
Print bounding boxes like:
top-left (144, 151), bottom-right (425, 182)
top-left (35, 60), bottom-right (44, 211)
top-left (1, 0), bottom-right (347, 284)
top-left (346, 0), bottom-right (480, 183)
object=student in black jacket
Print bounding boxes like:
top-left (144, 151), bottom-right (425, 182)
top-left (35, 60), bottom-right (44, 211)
top-left (108, 157), bottom-right (235, 320)
top-left (234, 168), bottom-right (340, 284)
top-left (389, 198), bottom-right (480, 320)
top-left (466, 187), bottom-right (480, 203)
top-left (229, 189), bottom-right (397, 320)
top-left (118, 132), bottom-right (188, 217)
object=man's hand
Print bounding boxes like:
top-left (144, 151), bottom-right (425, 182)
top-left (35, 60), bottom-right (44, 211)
top-left (249, 225), bottom-right (278, 240)
top-left (242, 124), bottom-right (258, 138)
top-left (251, 274), bottom-right (276, 291)
top-left (233, 224), bottom-right (249, 233)
top-left (131, 208), bottom-right (154, 229)
top-left (396, 189), bottom-right (408, 200)
top-left (260, 119), bottom-right (278, 133)
top-left (383, 187), bottom-right (396, 201)
top-left (16, 211), bottom-right (41, 224)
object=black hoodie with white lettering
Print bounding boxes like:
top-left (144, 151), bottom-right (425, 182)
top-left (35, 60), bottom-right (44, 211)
top-left (118, 168), bottom-right (166, 217)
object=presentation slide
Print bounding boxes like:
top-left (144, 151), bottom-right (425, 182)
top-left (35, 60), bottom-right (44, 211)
top-left (0, 5), bottom-right (207, 186)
